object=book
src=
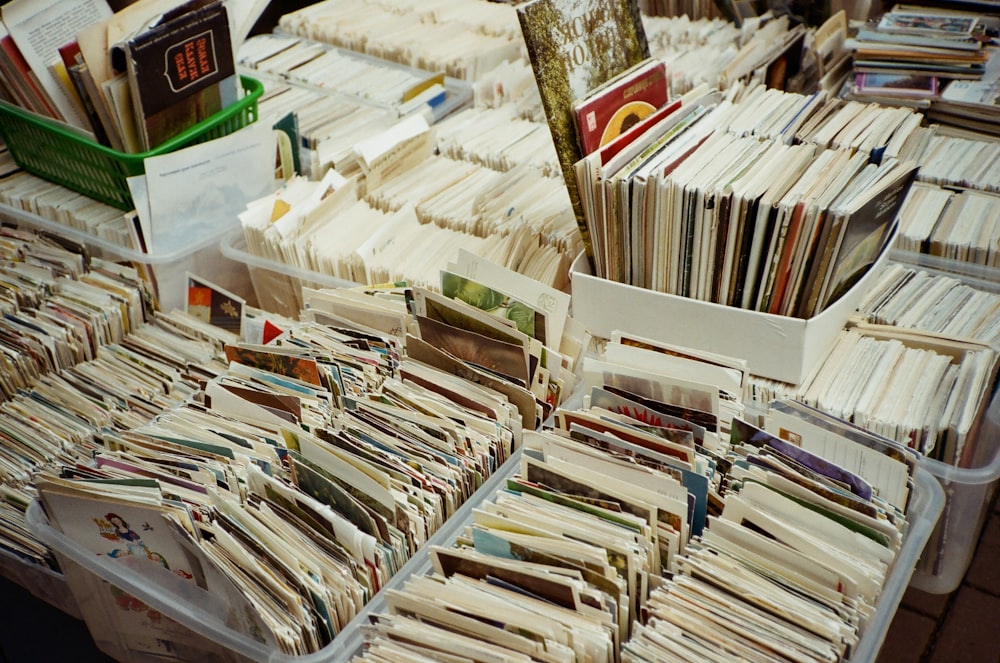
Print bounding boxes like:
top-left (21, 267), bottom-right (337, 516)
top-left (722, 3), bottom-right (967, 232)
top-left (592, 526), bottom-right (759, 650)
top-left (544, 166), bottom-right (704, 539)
top-left (0, 21), bottom-right (60, 118)
top-left (573, 58), bottom-right (668, 157)
top-left (118, 0), bottom-right (239, 150)
top-left (877, 9), bottom-right (982, 38)
top-left (517, 0), bottom-right (650, 262)
top-left (853, 71), bottom-right (940, 98)
top-left (1, 0), bottom-right (114, 130)
top-left (806, 161), bottom-right (918, 316)
top-left (57, 40), bottom-right (114, 146)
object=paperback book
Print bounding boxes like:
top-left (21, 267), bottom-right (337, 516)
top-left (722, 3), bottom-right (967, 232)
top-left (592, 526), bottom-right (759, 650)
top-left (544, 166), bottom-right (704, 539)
top-left (118, 0), bottom-right (239, 150)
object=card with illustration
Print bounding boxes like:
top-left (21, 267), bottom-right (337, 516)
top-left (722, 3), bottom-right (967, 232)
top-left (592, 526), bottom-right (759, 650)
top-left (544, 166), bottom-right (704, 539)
top-left (186, 273), bottom-right (245, 335)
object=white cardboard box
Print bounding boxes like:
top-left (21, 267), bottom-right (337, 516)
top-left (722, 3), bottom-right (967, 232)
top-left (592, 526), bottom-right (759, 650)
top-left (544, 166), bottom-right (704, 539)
top-left (569, 245), bottom-right (893, 385)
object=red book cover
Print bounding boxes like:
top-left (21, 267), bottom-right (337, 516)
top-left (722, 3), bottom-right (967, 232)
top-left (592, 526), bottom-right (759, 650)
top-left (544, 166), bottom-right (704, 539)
top-left (596, 97), bottom-right (681, 166)
top-left (769, 200), bottom-right (806, 315)
top-left (0, 32), bottom-right (59, 117)
top-left (574, 58), bottom-right (668, 156)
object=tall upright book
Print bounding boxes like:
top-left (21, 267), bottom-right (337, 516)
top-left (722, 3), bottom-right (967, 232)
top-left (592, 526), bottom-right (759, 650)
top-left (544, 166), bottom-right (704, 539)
top-left (517, 0), bottom-right (650, 263)
top-left (117, 0), bottom-right (239, 150)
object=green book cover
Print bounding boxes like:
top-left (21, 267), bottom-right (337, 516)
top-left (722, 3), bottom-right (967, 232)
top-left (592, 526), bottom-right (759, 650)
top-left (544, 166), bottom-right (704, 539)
top-left (516, 0), bottom-right (649, 262)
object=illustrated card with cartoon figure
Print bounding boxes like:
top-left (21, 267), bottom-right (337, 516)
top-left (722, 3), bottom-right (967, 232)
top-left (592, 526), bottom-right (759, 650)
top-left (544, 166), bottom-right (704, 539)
top-left (37, 478), bottom-right (203, 655)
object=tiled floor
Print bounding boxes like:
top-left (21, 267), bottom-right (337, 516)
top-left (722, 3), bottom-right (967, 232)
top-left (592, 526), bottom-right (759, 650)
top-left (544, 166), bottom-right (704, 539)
top-left (0, 491), bottom-right (996, 662)
top-left (878, 488), bottom-right (1000, 663)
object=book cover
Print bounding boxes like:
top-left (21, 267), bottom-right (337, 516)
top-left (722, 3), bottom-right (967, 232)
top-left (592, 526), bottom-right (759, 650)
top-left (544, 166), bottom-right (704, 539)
top-left (58, 40), bottom-right (113, 146)
top-left (820, 164), bottom-right (917, 311)
top-left (0, 23), bottom-right (59, 118)
top-left (573, 58), bottom-right (667, 156)
top-left (123, 0), bottom-right (239, 150)
top-left (517, 0), bottom-right (650, 263)
top-left (877, 10), bottom-right (981, 38)
top-left (855, 71), bottom-right (939, 98)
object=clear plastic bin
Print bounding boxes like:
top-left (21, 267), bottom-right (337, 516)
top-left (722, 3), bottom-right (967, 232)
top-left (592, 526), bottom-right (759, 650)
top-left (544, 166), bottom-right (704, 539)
top-left (219, 229), bottom-right (360, 318)
top-left (910, 388), bottom-right (1000, 594)
top-left (26, 448), bottom-right (943, 663)
top-left (25, 451), bottom-right (522, 663)
top-left (889, 248), bottom-right (1000, 292)
top-left (884, 250), bottom-right (1000, 593)
top-left (0, 202), bottom-right (253, 312)
top-left (0, 546), bottom-right (81, 620)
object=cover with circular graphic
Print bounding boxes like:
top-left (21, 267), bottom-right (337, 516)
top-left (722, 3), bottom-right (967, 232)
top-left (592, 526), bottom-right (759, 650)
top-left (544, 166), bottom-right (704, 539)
top-left (573, 58), bottom-right (668, 156)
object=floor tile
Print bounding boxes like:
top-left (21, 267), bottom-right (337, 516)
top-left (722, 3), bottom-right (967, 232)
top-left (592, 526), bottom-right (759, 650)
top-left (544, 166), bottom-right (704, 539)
top-left (878, 608), bottom-right (936, 663)
top-left (965, 512), bottom-right (1000, 596)
top-left (928, 586), bottom-right (1000, 663)
top-left (901, 585), bottom-right (952, 618)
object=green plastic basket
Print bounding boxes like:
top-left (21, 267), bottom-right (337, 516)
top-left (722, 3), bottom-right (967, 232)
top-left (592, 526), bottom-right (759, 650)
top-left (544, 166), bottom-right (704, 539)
top-left (0, 75), bottom-right (263, 211)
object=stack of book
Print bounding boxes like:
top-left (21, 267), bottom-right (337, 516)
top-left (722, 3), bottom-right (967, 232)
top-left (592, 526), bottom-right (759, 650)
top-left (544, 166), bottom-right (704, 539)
top-left (846, 5), bottom-right (998, 107)
top-left (927, 45), bottom-right (1000, 133)
top-left (0, 0), bottom-right (267, 153)
top-left (574, 83), bottom-right (920, 318)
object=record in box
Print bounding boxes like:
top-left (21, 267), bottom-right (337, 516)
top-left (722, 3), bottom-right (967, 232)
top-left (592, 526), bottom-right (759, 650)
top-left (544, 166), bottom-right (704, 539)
top-left (573, 58), bottom-right (668, 157)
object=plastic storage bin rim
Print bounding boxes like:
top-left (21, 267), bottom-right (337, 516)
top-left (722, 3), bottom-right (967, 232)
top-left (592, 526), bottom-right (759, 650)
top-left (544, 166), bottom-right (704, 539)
top-left (260, 31), bottom-right (473, 123)
top-left (219, 229), bottom-right (362, 289)
top-left (25, 453), bottom-right (944, 663)
top-left (0, 201), bottom-right (227, 263)
top-left (889, 248), bottom-right (1000, 294)
top-left (921, 383), bottom-right (1000, 486)
top-left (25, 448), bottom-right (523, 663)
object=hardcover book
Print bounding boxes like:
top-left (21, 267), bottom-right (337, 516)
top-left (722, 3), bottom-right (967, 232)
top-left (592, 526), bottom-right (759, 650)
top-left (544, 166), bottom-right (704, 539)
top-left (517, 0), bottom-right (650, 262)
top-left (121, 0), bottom-right (239, 150)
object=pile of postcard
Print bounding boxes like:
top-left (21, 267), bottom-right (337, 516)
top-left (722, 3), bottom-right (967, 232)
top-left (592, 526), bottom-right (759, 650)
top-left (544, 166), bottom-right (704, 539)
top-left (434, 105), bottom-right (561, 177)
top-left (641, 13), bottom-right (742, 96)
top-left (643, 9), bottom-right (854, 97)
top-left (624, 401), bottom-right (914, 662)
top-left (0, 225), bottom-right (240, 569)
top-left (277, 0), bottom-right (524, 82)
top-left (239, 33), bottom-right (467, 121)
top-left (717, 14), bottom-right (809, 91)
top-left (845, 5), bottom-right (998, 108)
top-left (26, 255), bottom-right (587, 655)
top-left (906, 131), bottom-right (1000, 194)
top-left (859, 261), bottom-right (1000, 350)
top-left (249, 73), bottom-right (400, 180)
top-left (467, 57), bottom-right (546, 123)
top-left (575, 81), bottom-right (922, 318)
top-left (0, 169), bottom-right (137, 250)
top-left (236, 121), bottom-right (579, 309)
top-left (893, 181), bottom-right (1000, 267)
top-left (353, 333), bottom-right (919, 663)
top-left (765, 325), bottom-right (997, 464)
